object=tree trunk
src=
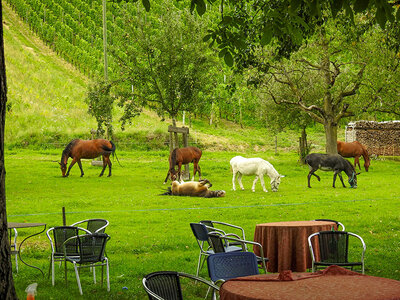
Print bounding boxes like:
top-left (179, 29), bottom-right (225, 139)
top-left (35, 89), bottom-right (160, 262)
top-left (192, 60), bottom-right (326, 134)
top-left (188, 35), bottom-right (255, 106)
top-left (324, 120), bottom-right (338, 154)
top-left (299, 127), bottom-right (309, 163)
top-left (0, 2), bottom-right (18, 298)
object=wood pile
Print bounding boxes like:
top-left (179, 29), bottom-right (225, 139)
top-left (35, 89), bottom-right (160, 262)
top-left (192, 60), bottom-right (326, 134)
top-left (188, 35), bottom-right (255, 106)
top-left (345, 121), bottom-right (400, 156)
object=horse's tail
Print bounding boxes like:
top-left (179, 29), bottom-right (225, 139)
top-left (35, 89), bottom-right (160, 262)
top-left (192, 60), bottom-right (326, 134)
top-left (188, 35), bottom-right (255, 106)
top-left (103, 141), bottom-right (122, 167)
top-left (110, 141), bottom-right (122, 167)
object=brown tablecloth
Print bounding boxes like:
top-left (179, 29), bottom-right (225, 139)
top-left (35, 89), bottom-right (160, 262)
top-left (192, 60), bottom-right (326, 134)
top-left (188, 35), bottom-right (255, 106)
top-left (253, 220), bottom-right (335, 272)
top-left (220, 266), bottom-right (400, 300)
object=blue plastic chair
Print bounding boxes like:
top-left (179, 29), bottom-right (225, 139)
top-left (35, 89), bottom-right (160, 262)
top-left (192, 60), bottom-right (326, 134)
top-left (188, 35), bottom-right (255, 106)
top-left (207, 251), bottom-right (259, 284)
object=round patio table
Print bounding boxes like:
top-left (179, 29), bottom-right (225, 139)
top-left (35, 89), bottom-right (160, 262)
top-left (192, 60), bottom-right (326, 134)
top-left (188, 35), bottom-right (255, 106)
top-left (253, 220), bottom-right (336, 272)
top-left (220, 266), bottom-right (400, 300)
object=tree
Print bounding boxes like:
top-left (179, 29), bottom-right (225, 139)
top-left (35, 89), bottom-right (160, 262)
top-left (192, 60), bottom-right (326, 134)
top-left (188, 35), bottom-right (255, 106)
top-left (0, 2), bottom-right (18, 299)
top-left (256, 19), bottom-right (367, 154)
top-left (111, 2), bottom-right (216, 127)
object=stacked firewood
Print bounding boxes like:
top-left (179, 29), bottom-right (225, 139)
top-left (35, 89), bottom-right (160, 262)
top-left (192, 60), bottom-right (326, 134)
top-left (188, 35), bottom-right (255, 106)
top-left (346, 121), bottom-right (400, 156)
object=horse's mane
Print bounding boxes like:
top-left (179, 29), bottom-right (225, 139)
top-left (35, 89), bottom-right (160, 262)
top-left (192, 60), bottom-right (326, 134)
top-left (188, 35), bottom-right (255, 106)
top-left (343, 158), bottom-right (356, 173)
top-left (61, 139), bottom-right (79, 165)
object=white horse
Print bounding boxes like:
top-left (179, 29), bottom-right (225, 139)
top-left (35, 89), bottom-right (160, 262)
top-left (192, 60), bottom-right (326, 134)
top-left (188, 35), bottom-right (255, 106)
top-left (230, 156), bottom-right (281, 192)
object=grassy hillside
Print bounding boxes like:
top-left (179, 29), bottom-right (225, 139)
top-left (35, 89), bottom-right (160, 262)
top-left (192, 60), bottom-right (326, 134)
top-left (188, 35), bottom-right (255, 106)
top-left (3, 2), bottom-right (328, 152)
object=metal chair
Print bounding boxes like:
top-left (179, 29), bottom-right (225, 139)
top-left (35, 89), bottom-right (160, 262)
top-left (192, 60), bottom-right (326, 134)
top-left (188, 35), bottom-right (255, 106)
top-left (62, 233), bottom-right (110, 295)
top-left (9, 228), bottom-right (18, 272)
top-left (207, 231), bottom-right (268, 273)
top-left (207, 251), bottom-right (259, 284)
top-left (190, 223), bottom-right (242, 277)
top-left (71, 219), bottom-right (109, 233)
top-left (308, 231), bottom-right (366, 274)
top-left (314, 219), bottom-right (345, 231)
top-left (200, 220), bottom-right (246, 241)
top-left (142, 271), bottom-right (219, 300)
top-left (46, 226), bottom-right (91, 286)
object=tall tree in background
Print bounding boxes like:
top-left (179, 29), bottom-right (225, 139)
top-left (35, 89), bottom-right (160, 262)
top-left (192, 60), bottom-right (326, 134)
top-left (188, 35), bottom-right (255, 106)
top-left (0, 2), bottom-right (18, 299)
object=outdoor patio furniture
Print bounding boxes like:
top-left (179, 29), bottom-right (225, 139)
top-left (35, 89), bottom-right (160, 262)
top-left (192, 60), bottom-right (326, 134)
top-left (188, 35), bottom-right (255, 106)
top-left (46, 226), bottom-right (91, 285)
top-left (142, 271), bottom-right (219, 300)
top-left (189, 223), bottom-right (242, 276)
top-left (71, 218), bottom-right (109, 233)
top-left (314, 219), bottom-right (345, 231)
top-left (200, 220), bottom-right (246, 241)
top-left (207, 232), bottom-right (268, 273)
top-left (62, 233), bottom-right (110, 295)
top-left (308, 230), bottom-right (366, 274)
top-left (9, 227), bottom-right (18, 272)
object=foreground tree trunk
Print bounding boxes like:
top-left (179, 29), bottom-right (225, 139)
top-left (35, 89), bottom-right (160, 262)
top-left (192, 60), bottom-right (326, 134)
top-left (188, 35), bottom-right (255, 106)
top-left (0, 2), bottom-right (18, 299)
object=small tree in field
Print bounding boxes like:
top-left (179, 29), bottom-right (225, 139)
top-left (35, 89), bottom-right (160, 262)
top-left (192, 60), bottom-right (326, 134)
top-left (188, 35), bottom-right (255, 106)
top-left (111, 2), bottom-right (216, 128)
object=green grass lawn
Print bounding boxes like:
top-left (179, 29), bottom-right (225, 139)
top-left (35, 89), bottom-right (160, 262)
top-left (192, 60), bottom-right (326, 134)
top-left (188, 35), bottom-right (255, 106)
top-left (6, 149), bottom-right (400, 299)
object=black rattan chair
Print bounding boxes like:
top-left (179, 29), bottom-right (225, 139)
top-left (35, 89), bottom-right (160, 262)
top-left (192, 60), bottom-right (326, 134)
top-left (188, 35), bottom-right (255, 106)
top-left (142, 271), bottom-right (219, 300)
top-left (190, 223), bottom-right (242, 276)
top-left (47, 226), bottom-right (91, 286)
top-left (314, 219), bottom-right (345, 231)
top-left (200, 220), bottom-right (247, 241)
top-left (71, 219), bottom-right (109, 233)
top-left (308, 231), bottom-right (366, 274)
top-left (63, 233), bottom-right (110, 295)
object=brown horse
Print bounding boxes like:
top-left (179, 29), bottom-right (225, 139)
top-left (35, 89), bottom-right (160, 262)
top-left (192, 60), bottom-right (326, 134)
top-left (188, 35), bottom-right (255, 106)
top-left (60, 139), bottom-right (116, 177)
top-left (337, 140), bottom-right (370, 172)
top-left (163, 146), bottom-right (202, 183)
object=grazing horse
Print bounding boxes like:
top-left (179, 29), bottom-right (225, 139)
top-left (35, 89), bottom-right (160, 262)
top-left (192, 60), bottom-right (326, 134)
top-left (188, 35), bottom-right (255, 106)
top-left (60, 139), bottom-right (116, 177)
top-left (305, 153), bottom-right (358, 188)
top-left (161, 179), bottom-right (226, 198)
top-left (163, 146), bottom-right (202, 184)
top-left (230, 156), bottom-right (282, 192)
top-left (337, 140), bottom-right (370, 172)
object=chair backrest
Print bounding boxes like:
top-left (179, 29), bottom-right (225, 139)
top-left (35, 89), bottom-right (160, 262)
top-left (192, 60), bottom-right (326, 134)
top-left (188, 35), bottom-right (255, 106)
top-left (190, 223), bottom-right (209, 241)
top-left (64, 233), bottom-right (110, 264)
top-left (47, 226), bottom-right (89, 255)
top-left (143, 271), bottom-right (183, 300)
top-left (207, 232), bottom-right (227, 253)
top-left (315, 219), bottom-right (345, 231)
top-left (207, 252), bottom-right (259, 282)
top-left (316, 231), bottom-right (350, 263)
top-left (71, 219), bottom-right (109, 233)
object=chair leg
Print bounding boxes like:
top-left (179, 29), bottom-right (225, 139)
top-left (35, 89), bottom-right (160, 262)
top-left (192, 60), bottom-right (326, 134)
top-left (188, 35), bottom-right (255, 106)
top-left (73, 263), bottom-right (83, 295)
top-left (101, 264), bottom-right (104, 287)
top-left (93, 264), bottom-right (96, 284)
top-left (15, 253), bottom-right (18, 273)
top-left (106, 258), bottom-right (110, 292)
top-left (52, 255), bottom-right (56, 286)
top-left (196, 253), bottom-right (202, 277)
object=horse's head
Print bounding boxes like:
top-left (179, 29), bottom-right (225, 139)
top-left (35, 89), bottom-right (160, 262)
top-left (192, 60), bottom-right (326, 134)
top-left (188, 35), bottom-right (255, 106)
top-left (59, 161), bottom-right (67, 177)
top-left (348, 172), bottom-right (358, 188)
top-left (170, 169), bottom-right (178, 181)
top-left (270, 176), bottom-right (281, 192)
top-left (364, 160), bottom-right (370, 172)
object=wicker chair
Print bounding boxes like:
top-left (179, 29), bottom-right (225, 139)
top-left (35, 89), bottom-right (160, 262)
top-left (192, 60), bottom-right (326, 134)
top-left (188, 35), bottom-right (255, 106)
top-left (62, 233), bottom-right (110, 295)
top-left (46, 226), bottom-right (91, 286)
top-left (308, 230), bottom-right (366, 274)
top-left (142, 271), bottom-right (219, 300)
top-left (314, 219), bottom-right (345, 231)
top-left (71, 219), bottom-right (109, 233)
top-left (190, 223), bottom-right (242, 276)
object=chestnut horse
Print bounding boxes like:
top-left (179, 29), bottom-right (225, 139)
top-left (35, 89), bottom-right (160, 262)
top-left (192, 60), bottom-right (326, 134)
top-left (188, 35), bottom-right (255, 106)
top-left (60, 139), bottom-right (116, 177)
top-left (163, 146), bottom-right (202, 183)
top-left (337, 141), bottom-right (370, 172)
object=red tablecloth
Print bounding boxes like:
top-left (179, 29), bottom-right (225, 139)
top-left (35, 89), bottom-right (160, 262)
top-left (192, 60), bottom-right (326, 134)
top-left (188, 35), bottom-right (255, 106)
top-left (253, 220), bottom-right (336, 272)
top-left (220, 266), bottom-right (400, 300)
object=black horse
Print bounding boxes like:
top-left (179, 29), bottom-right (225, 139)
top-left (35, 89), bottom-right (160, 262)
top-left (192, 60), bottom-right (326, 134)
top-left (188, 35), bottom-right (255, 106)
top-left (305, 153), bottom-right (358, 188)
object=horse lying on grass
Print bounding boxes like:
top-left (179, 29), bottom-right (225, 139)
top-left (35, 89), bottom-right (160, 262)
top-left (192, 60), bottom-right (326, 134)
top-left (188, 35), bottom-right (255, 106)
top-left (60, 139), bottom-right (116, 177)
top-left (161, 179), bottom-right (226, 198)
top-left (337, 140), bottom-right (370, 172)
top-left (164, 146), bottom-right (202, 184)
top-left (230, 156), bottom-right (282, 192)
top-left (305, 153), bottom-right (358, 188)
